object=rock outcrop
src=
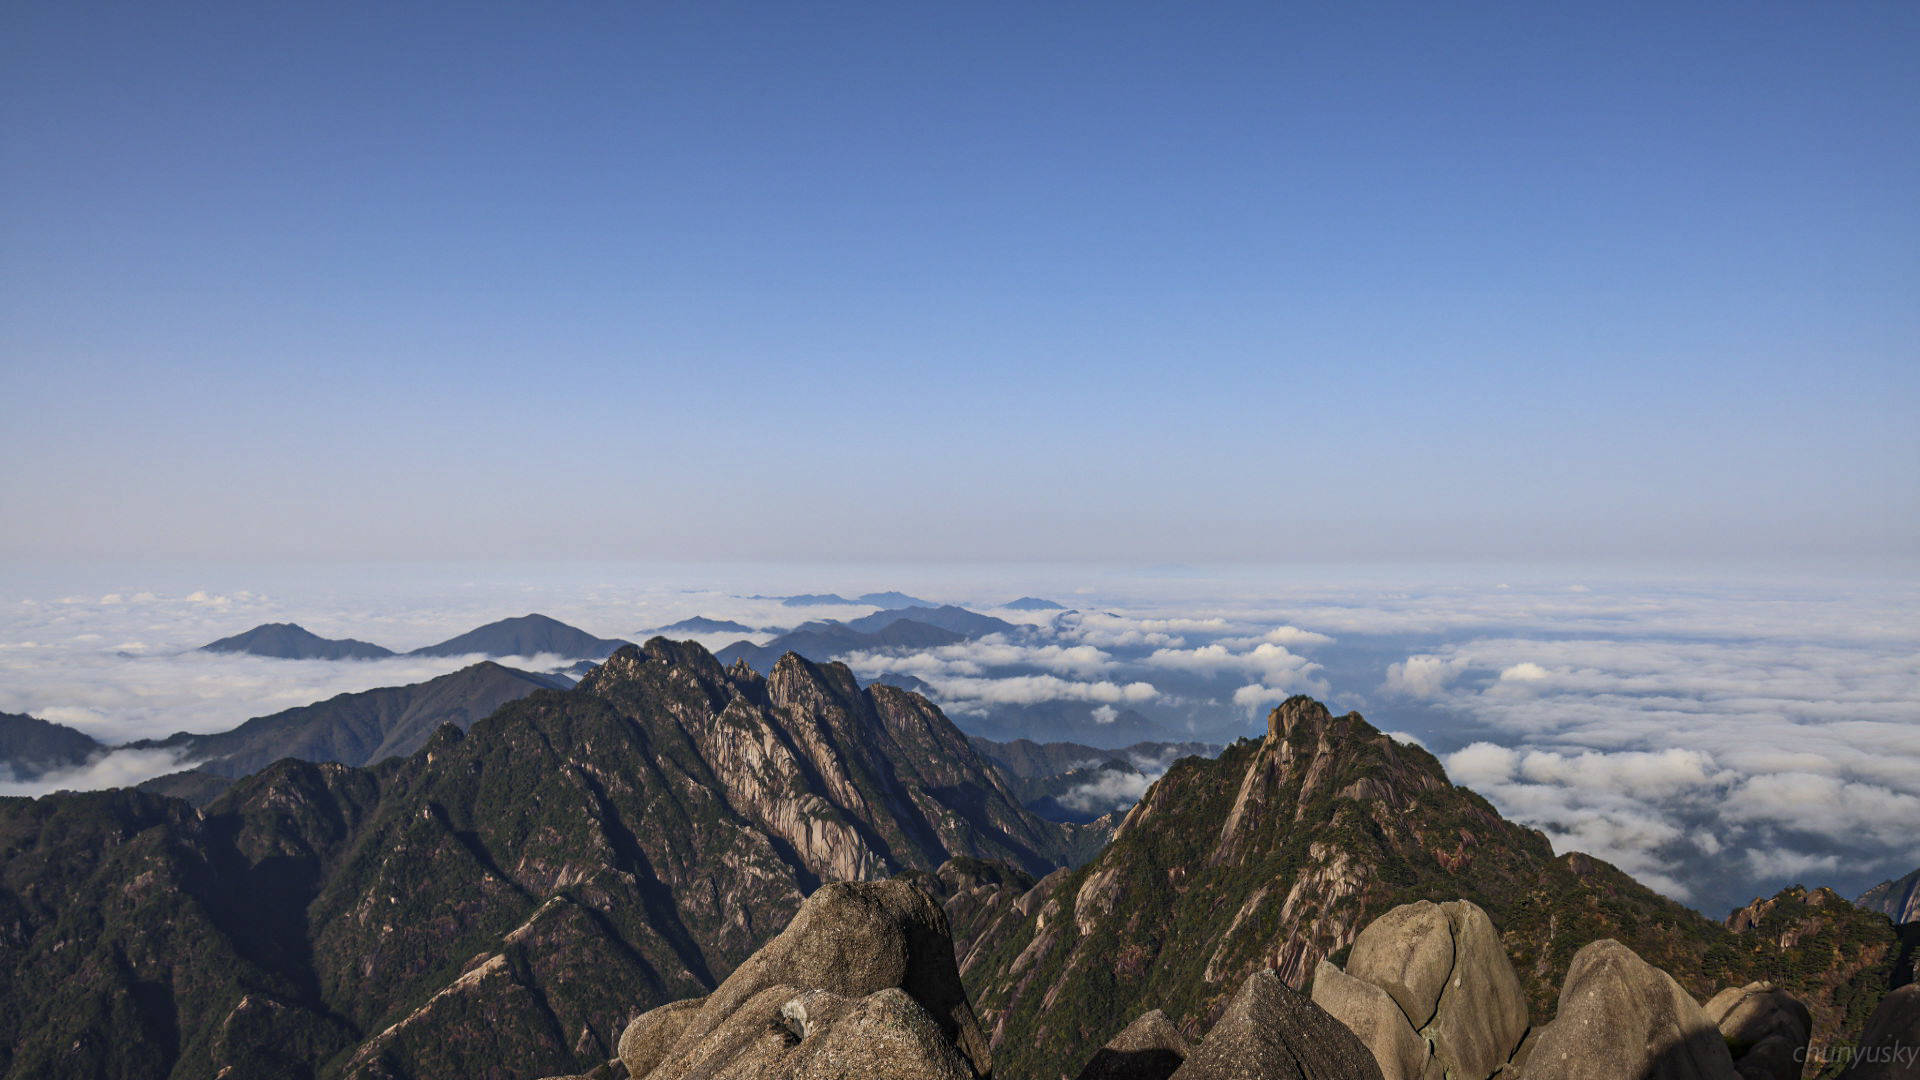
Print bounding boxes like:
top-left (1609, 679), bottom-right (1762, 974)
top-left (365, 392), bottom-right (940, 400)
top-left (1703, 982), bottom-right (1811, 1080)
top-left (625, 879), bottom-right (989, 1080)
top-left (1839, 984), bottom-right (1920, 1080)
top-left (1076, 1009), bottom-right (1193, 1080)
top-left (1168, 969), bottom-right (1384, 1080)
top-left (619, 998), bottom-right (707, 1079)
top-left (1524, 939), bottom-right (1739, 1080)
top-left (1312, 899), bottom-right (1527, 1080)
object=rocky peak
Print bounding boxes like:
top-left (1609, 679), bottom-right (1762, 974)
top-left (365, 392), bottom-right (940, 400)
top-left (577, 642), bottom-right (654, 690)
top-left (959, 695), bottom-right (1897, 1080)
top-left (766, 651), bottom-right (862, 714)
top-left (1268, 693), bottom-right (1334, 741)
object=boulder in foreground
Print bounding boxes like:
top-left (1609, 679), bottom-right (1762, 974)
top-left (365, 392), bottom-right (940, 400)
top-left (1076, 1008), bottom-right (1194, 1080)
top-left (1524, 939), bottom-right (1739, 1080)
top-left (622, 879), bottom-right (988, 1080)
top-left (1169, 969), bottom-right (1384, 1080)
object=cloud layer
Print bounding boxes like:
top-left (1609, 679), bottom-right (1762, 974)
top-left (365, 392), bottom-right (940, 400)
top-left (2, 561), bottom-right (1914, 918)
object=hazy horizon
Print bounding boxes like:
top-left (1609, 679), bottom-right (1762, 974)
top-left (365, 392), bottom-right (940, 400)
top-left (2, 557), bottom-right (1914, 919)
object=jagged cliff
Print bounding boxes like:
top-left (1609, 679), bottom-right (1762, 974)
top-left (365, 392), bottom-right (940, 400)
top-left (1858, 868), bottom-right (1920, 927)
top-left (0, 639), bottom-right (1076, 1080)
top-left (952, 697), bottom-right (1902, 1080)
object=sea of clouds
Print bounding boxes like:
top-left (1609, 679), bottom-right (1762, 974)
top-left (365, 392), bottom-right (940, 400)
top-left (0, 559), bottom-right (1913, 917)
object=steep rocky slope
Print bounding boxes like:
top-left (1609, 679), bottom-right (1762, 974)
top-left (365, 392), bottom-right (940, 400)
top-left (954, 696), bottom-right (1902, 1080)
top-left (1858, 868), bottom-right (1920, 927)
top-left (0, 639), bottom-right (1075, 1080)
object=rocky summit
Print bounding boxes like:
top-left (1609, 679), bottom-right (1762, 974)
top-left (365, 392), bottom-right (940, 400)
top-left (947, 696), bottom-right (1903, 1080)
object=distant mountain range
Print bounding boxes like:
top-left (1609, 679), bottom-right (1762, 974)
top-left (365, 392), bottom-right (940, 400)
top-left (717, 620), bottom-right (964, 672)
top-left (198, 612), bottom-right (632, 661)
top-left (751, 591), bottom-right (937, 607)
top-left (1002, 596), bottom-right (1066, 610)
top-left (844, 604), bottom-right (1015, 637)
top-left (714, 605), bottom-right (1017, 674)
top-left (202, 622), bottom-right (397, 659)
top-left (851, 591), bottom-right (935, 608)
top-left (406, 612), bottom-right (629, 658)
top-left (128, 661), bottom-right (567, 784)
top-left (3, 662), bottom-right (567, 798)
top-left (649, 615), bottom-right (760, 634)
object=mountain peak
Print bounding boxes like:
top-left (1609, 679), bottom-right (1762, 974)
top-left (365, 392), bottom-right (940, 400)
top-left (574, 639), bottom-right (735, 699)
top-left (201, 622), bottom-right (395, 660)
top-left (409, 613), bottom-right (630, 660)
top-left (767, 650), bottom-right (862, 710)
top-left (1268, 694), bottom-right (1336, 740)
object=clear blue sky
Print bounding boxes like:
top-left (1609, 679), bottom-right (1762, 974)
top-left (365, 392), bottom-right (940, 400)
top-left (3, 1), bottom-right (1915, 562)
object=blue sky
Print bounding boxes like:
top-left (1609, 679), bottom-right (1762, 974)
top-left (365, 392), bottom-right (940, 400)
top-left (3, 1), bottom-right (1916, 562)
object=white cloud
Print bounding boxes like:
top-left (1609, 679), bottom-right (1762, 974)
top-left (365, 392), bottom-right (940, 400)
top-left (1722, 773), bottom-right (1920, 848)
top-left (5, 564), bottom-right (1917, 918)
top-left (1383, 654), bottom-right (1465, 698)
top-left (843, 638), bottom-right (1118, 682)
top-left (0, 748), bottom-right (197, 797)
top-left (919, 673), bottom-right (1160, 709)
top-left (1053, 611), bottom-right (1227, 649)
top-left (1057, 769), bottom-right (1159, 814)
top-left (1091, 705), bottom-right (1119, 724)
top-left (1146, 642), bottom-right (1327, 694)
top-left (1498, 661), bottom-right (1551, 683)
top-left (1219, 625), bottom-right (1336, 649)
top-left (1232, 684), bottom-right (1284, 712)
top-left (1445, 742), bottom-right (1519, 787)
top-left (1742, 848), bottom-right (1843, 884)
top-left (1260, 625), bottom-right (1334, 648)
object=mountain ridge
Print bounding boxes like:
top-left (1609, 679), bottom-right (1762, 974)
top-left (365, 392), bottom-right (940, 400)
top-left (198, 613), bottom-right (631, 662)
top-left (125, 660), bottom-right (567, 781)
top-left (952, 695), bottom-right (1901, 1080)
top-left (0, 711), bottom-right (103, 780)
